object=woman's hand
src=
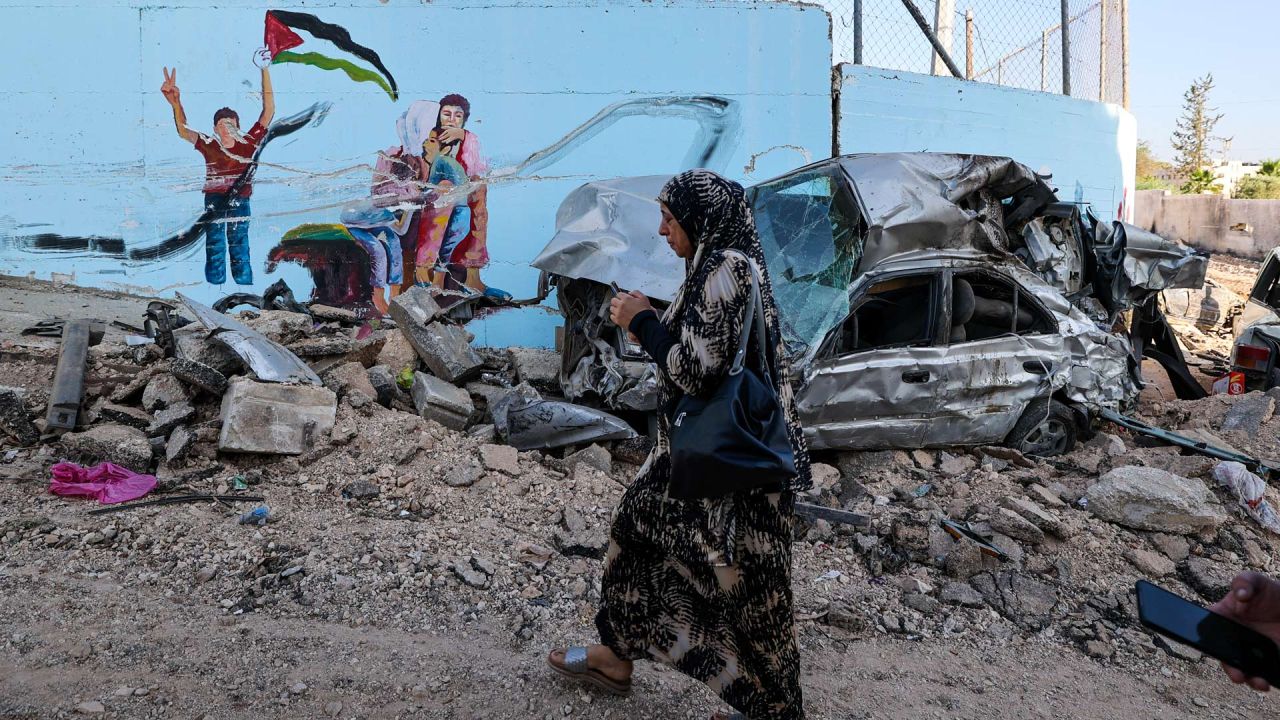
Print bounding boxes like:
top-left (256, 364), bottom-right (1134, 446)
top-left (610, 290), bottom-right (653, 331)
top-left (1209, 571), bottom-right (1280, 692)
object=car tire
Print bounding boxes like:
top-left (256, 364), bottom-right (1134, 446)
top-left (1006, 398), bottom-right (1077, 458)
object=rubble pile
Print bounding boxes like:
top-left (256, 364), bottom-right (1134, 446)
top-left (0, 280), bottom-right (1278, 716)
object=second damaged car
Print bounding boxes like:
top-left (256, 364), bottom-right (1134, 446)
top-left (533, 153), bottom-right (1208, 457)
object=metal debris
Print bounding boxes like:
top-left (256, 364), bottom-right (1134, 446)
top-left (177, 292), bottom-right (320, 385)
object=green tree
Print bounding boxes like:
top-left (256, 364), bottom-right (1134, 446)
top-left (1259, 158), bottom-right (1280, 177)
top-left (1170, 74), bottom-right (1224, 180)
top-left (1234, 175), bottom-right (1280, 199)
top-left (1180, 168), bottom-right (1222, 195)
top-left (1137, 140), bottom-right (1170, 179)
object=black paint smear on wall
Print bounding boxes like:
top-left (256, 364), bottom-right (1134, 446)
top-left (1, 233), bottom-right (126, 258)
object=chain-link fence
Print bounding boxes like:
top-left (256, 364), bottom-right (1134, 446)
top-left (814, 0), bottom-right (1127, 105)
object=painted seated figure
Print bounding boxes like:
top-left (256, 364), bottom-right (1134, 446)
top-left (415, 130), bottom-right (473, 289)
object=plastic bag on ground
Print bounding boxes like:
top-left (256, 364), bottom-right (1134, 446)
top-left (49, 462), bottom-right (157, 505)
top-left (1211, 461), bottom-right (1280, 535)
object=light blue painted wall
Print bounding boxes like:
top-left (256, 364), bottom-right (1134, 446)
top-left (836, 65), bottom-right (1137, 223)
top-left (0, 0), bottom-right (833, 348)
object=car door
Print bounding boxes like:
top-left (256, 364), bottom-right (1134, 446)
top-left (1235, 248), bottom-right (1280, 336)
top-left (918, 269), bottom-right (1067, 447)
top-left (795, 269), bottom-right (946, 450)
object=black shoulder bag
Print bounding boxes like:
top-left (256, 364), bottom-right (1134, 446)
top-left (667, 253), bottom-right (798, 499)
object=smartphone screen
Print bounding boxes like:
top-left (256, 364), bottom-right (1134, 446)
top-left (1135, 580), bottom-right (1280, 686)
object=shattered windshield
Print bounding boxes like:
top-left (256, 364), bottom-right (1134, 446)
top-left (750, 166), bottom-right (863, 357)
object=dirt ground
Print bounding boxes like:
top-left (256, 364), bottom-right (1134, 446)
top-left (2, 266), bottom-right (1279, 720)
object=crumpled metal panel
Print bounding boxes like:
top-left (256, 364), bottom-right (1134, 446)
top-left (505, 399), bottom-right (638, 451)
top-left (177, 293), bottom-right (321, 385)
top-left (531, 175), bottom-right (683, 302)
top-left (1115, 222), bottom-right (1209, 294)
top-left (838, 153), bottom-right (1044, 268)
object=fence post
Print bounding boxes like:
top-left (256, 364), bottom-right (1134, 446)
top-left (854, 0), bottom-right (863, 64)
top-left (932, 0), bottom-right (956, 76)
top-left (965, 10), bottom-right (974, 79)
top-left (1060, 0), bottom-right (1072, 95)
top-left (900, 0), bottom-right (965, 78)
top-left (1099, 0), bottom-right (1109, 102)
top-left (1121, 0), bottom-right (1130, 108)
top-left (1040, 30), bottom-right (1049, 92)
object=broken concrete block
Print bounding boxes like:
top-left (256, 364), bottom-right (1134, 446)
top-left (309, 304), bottom-right (359, 323)
top-left (1125, 547), bottom-right (1175, 577)
top-left (141, 373), bottom-right (190, 412)
top-left (1086, 466), bottom-right (1226, 535)
top-left (148, 403), bottom-right (196, 437)
top-left (321, 361), bottom-right (378, 402)
top-left (290, 335), bottom-right (356, 358)
top-left (388, 286), bottom-right (445, 329)
top-left (507, 347), bottom-right (561, 391)
top-left (0, 386), bottom-right (38, 446)
top-left (1220, 391), bottom-right (1275, 435)
top-left (218, 378), bottom-right (337, 455)
top-left (479, 443), bottom-right (521, 475)
top-left (989, 507), bottom-right (1045, 545)
top-left (565, 444), bottom-right (612, 475)
top-left (170, 358), bottom-right (228, 395)
top-left (165, 425), bottom-right (196, 463)
top-left (240, 310), bottom-right (313, 344)
top-left (367, 365), bottom-right (398, 407)
top-left (401, 321), bottom-right (483, 384)
top-left (60, 424), bottom-right (152, 472)
top-left (99, 403), bottom-right (153, 430)
top-left (410, 372), bottom-right (474, 431)
top-left (444, 462), bottom-right (483, 487)
top-left (376, 332), bottom-right (418, 374)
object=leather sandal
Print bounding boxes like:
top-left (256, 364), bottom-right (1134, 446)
top-left (546, 646), bottom-right (632, 696)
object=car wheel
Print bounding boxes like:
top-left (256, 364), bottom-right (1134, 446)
top-left (1006, 398), bottom-right (1077, 458)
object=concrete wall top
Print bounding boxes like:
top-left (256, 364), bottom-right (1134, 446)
top-left (836, 64), bottom-right (1136, 222)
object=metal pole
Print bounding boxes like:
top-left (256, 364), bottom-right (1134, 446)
top-left (965, 10), bottom-right (974, 79)
top-left (932, 0), bottom-right (956, 76)
top-left (1041, 30), bottom-right (1049, 91)
top-left (1060, 0), bottom-right (1072, 95)
top-left (1121, 0), bottom-right (1130, 108)
top-left (1099, 0), bottom-right (1109, 102)
top-left (854, 0), bottom-right (863, 64)
top-left (900, 0), bottom-right (965, 79)
top-left (997, 59), bottom-right (1003, 85)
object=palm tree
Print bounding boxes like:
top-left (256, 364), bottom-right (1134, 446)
top-left (1181, 168), bottom-right (1223, 195)
top-left (1260, 159), bottom-right (1280, 177)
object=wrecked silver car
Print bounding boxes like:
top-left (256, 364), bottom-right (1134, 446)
top-left (533, 153), bottom-right (1207, 456)
top-left (1230, 247), bottom-right (1280, 389)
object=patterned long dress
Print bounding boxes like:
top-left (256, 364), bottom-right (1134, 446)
top-left (595, 170), bottom-right (812, 720)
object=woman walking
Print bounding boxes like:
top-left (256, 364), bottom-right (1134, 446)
top-left (547, 169), bottom-right (812, 719)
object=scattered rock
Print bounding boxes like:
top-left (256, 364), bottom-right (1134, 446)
top-left (1180, 557), bottom-right (1236, 601)
top-left (60, 424), bottom-right (152, 472)
top-left (1026, 483), bottom-right (1066, 507)
top-left (341, 480), bottom-right (380, 501)
top-left (375, 332), bottom-right (418, 374)
top-left (1220, 391), bottom-right (1275, 435)
top-left (452, 561), bottom-right (489, 588)
top-left (0, 386), bottom-right (38, 446)
top-left (970, 571), bottom-right (1058, 630)
top-left (507, 347), bottom-right (561, 392)
top-left (172, 327), bottom-right (243, 375)
top-left (989, 507), bottom-right (1045, 545)
top-left (1148, 533), bottom-right (1190, 562)
top-left (940, 581), bottom-right (985, 607)
top-left (564, 444), bottom-right (612, 475)
top-left (141, 373), bottom-right (190, 412)
top-left (170, 357), bottom-right (229, 395)
top-left (309, 304), bottom-right (359, 323)
top-left (218, 378), bottom-right (337, 455)
top-left (165, 425), bottom-right (196, 463)
top-left (411, 372), bottom-right (474, 431)
top-left (944, 540), bottom-right (991, 580)
top-left (322, 361), bottom-right (378, 402)
top-left (1084, 640), bottom-right (1114, 659)
top-left (479, 444), bottom-right (521, 475)
top-left (74, 701), bottom-right (105, 715)
top-left (938, 452), bottom-right (977, 477)
top-left (195, 566), bottom-right (218, 583)
top-left (807, 463), bottom-right (840, 496)
top-left (389, 286), bottom-right (444, 328)
top-left (998, 496), bottom-right (1068, 538)
top-left (367, 365), bottom-right (398, 406)
top-left (99, 403), bottom-right (153, 430)
top-left (147, 402), bottom-right (195, 437)
top-left (823, 600), bottom-right (865, 632)
top-left (1124, 548), bottom-right (1176, 577)
top-left (444, 463), bottom-right (483, 488)
top-left (1086, 466), bottom-right (1226, 534)
top-left (400, 320), bottom-right (484, 384)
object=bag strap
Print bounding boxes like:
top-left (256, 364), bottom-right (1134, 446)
top-left (728, 251), bottom-right (770, 378)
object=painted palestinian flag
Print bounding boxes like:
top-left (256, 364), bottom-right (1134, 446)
top-left (264, 10), bottom-right (399, 100)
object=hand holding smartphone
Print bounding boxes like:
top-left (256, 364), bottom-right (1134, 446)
top-left (1135, 580), bottom-right (1280, 688)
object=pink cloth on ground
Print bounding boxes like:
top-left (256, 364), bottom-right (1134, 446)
top-left (49, 462), bottom-right (157, 504)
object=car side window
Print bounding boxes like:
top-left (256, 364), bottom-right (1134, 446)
top-left (1249, 252), bottom-right (1280, 310)
top-left (838, 273), bottom-right (939, 353)
top-left (951, 271), bottom-right (1053, 343)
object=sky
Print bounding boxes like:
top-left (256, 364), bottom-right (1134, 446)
top-left (1129, 0), bottom-right (1280, 163)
